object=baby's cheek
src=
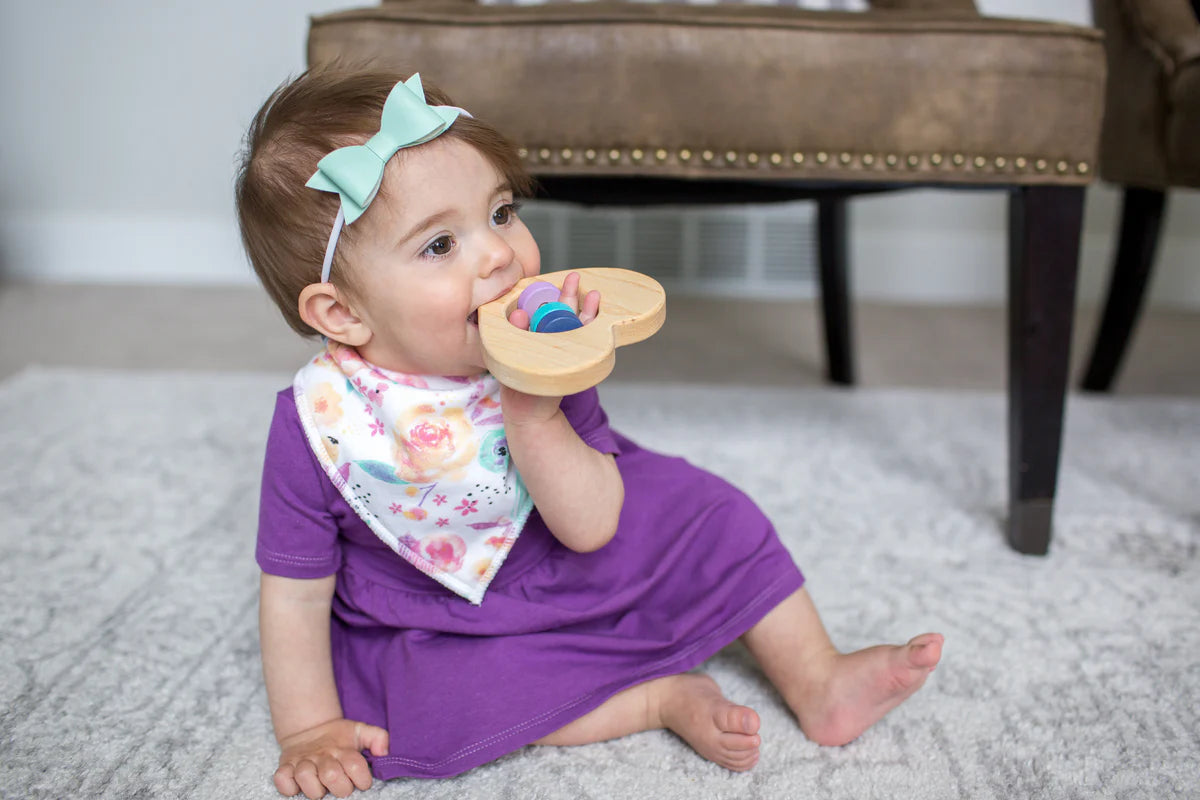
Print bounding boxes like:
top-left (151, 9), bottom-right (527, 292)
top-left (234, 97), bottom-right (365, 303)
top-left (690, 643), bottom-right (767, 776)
top-left (521, 240), bottom-right (542, 278)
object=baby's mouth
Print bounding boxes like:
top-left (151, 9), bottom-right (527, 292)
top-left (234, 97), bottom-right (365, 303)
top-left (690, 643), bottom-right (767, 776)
top-left (469, 280), bottom-right (519, 327)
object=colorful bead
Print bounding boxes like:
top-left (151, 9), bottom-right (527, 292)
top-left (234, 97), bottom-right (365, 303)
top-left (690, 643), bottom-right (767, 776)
top-left (517, 281), bottom-right (562, 316)
top-left (530, 301), bottom-right (578, 333)
top-left (534, 308), bottom-right (583, 333)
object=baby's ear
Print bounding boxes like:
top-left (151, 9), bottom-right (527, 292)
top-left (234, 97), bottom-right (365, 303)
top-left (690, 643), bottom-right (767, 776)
top-left (298, 283), bottom-right (372, 346)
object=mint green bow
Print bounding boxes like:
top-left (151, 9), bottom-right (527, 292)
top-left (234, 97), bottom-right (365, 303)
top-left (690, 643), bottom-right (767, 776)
top-left (306, 74), bottom-right (464, 224)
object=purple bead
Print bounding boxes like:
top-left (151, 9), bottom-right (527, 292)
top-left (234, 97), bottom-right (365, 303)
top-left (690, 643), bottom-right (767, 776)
top-left (517, 281), bottom-right (562, 316)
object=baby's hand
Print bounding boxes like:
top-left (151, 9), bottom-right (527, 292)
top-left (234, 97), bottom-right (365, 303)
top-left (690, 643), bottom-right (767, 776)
top-left (501, 272), bottom-right (602, 424)
top-left (506, 271), bottom-right (601, 331)
top-left (274, 718), bottom-right (388, 799)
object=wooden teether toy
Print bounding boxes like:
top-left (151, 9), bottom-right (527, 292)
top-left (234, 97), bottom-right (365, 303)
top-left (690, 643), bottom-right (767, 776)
top-left (478, 268), bottom-right (666, 396)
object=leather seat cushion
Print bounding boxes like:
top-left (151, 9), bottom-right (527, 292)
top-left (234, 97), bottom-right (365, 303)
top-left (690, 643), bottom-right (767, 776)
top-left (309, 0), bottom-right (1104, 186)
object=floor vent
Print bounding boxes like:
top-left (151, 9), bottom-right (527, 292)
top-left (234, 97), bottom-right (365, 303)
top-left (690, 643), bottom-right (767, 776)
top-left (521, 202), bottom-right (818, 298)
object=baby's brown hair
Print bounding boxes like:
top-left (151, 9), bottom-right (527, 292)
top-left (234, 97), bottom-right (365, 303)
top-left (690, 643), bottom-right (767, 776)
top-left (235, 66), bottom-right (535, 337)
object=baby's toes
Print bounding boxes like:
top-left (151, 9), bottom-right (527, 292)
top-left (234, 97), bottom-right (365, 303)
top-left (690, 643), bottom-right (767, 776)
top-left (717, 730), bottom-right (761, 753)
top-left (715, 703), bottom-right (760, 736)
top-left (906, 633), bottom-right (944, 670)
top-left (724, 748), bottom-right (761, 772)
top-left (717, 738), bottom-right (761, 772)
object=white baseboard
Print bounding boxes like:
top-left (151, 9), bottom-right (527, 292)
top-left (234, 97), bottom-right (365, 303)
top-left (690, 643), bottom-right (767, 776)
top-left (3, 212), bottom-right (1197, 309)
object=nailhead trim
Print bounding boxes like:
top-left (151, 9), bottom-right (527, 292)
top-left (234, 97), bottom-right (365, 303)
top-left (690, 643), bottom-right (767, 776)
top-left (517, 146), bottom-right (1091, 176)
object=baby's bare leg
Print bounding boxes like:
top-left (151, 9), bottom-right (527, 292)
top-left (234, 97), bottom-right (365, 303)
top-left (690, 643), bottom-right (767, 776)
top-left (741, 587), bottom-right (942, 747)
top-left (534, 673), bottom-right (762, 771)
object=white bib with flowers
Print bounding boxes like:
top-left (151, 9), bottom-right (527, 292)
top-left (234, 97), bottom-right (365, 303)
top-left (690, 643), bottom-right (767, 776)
top-left (292, 343), bottom-right (533, 604)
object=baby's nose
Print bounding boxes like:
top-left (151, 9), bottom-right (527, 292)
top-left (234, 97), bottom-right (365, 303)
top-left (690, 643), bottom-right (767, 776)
top-left (480, 233), bottom-right (516, 276)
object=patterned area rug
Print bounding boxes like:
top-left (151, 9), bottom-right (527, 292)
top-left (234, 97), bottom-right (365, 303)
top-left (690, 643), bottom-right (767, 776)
top-left (1, 368), bottom-right (1197, 800)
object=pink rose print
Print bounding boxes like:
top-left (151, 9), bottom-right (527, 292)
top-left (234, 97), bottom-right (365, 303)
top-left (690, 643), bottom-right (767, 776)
top-left (455, 499), bottom-right (478, 516)
top-left (421, 533), bottom-right (466, 572)
top-left (393, 405), bottom-right (477, 482)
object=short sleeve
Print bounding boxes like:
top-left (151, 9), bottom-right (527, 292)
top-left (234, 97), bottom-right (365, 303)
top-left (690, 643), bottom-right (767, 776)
top-left (256, 389), bottom-right (343, 579)
top-left (559, 387), bottom-right (621, 456)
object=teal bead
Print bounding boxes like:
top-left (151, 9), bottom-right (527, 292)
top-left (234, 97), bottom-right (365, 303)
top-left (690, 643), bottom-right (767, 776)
top-left (530, 301), bottom-right (577, 332)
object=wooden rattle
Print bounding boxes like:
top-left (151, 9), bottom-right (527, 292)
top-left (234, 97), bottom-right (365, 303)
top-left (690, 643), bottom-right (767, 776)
top-left (478, 268), bottom-right (666, 396)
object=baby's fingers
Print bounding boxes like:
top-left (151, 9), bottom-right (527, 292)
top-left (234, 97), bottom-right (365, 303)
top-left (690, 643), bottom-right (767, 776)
top-left (306, 754), bottom-right (355, 799)
top-left (578, 289), bottom-right (601, 325)
top-left (273, 762), bottom-right (302, 797)
top-left (354, 722), bottom-right (390, 757)
top-left (556, 271), bottom-right (583, 311)
top-left (508, 307), bottom-right (531, 331)
top-left (289, 758), bottom-right (331, 799)
top-left (337, 750), bottom-right (375, 792)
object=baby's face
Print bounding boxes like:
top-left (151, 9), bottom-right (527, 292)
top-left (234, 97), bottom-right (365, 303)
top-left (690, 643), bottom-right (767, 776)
top-left (342, 138), bottom-right (540, 376)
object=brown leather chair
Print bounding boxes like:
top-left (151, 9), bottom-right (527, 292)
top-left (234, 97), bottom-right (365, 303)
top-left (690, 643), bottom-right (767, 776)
top-left (306, 0), bottom-right (1106, 554)
top-left (1081, 0), bottom-right (1200, 391)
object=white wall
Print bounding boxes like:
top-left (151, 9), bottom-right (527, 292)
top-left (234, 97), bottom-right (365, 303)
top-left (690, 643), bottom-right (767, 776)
top-left (0, 0), bottom-right (1196, 307)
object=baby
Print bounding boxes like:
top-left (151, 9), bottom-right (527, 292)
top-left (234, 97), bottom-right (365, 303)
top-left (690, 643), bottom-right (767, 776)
top-left (235, 67), bottom-right (943, 799)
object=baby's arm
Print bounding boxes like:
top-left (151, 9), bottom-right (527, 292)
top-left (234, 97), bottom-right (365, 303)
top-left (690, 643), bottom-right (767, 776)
top-left (504, 395), bottom-right (624, 552)
top-left (502, 273), bottom-right (624, 553)
top-left (260, 573), bottom-right (388, 798)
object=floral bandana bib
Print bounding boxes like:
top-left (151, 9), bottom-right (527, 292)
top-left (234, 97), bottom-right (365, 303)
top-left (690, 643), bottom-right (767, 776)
top-left (293, 343), bottom-right (533, 604)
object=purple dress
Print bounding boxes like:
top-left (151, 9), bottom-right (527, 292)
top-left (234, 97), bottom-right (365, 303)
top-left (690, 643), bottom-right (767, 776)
top-left (257, 386), bottom-right (804, 779)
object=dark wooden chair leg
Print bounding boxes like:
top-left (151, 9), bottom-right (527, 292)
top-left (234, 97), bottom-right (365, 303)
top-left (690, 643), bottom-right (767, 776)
top-left (1080, 186), bottom-right (1168, 392)
top-left (1006, 186), bottom-right (1085, 555)
top-left (817, 196), bottom-right (855, 385)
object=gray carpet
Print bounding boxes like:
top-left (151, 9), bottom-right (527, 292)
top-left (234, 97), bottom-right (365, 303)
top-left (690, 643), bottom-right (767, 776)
top-left (1, 368), bottom-right (1197, 800)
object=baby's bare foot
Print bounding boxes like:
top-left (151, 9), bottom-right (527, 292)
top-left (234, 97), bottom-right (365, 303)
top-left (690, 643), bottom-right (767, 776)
top-left (654, 674), bottom-right (761, 771)
top-left (796, 633), bottom-right (943, 747)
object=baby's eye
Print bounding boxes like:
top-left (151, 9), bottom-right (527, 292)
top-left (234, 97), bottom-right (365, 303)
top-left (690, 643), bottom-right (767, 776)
top-left (492, 202), bottom-right (521, 226)
top-left (423, 235), bottom-right (454, 257)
